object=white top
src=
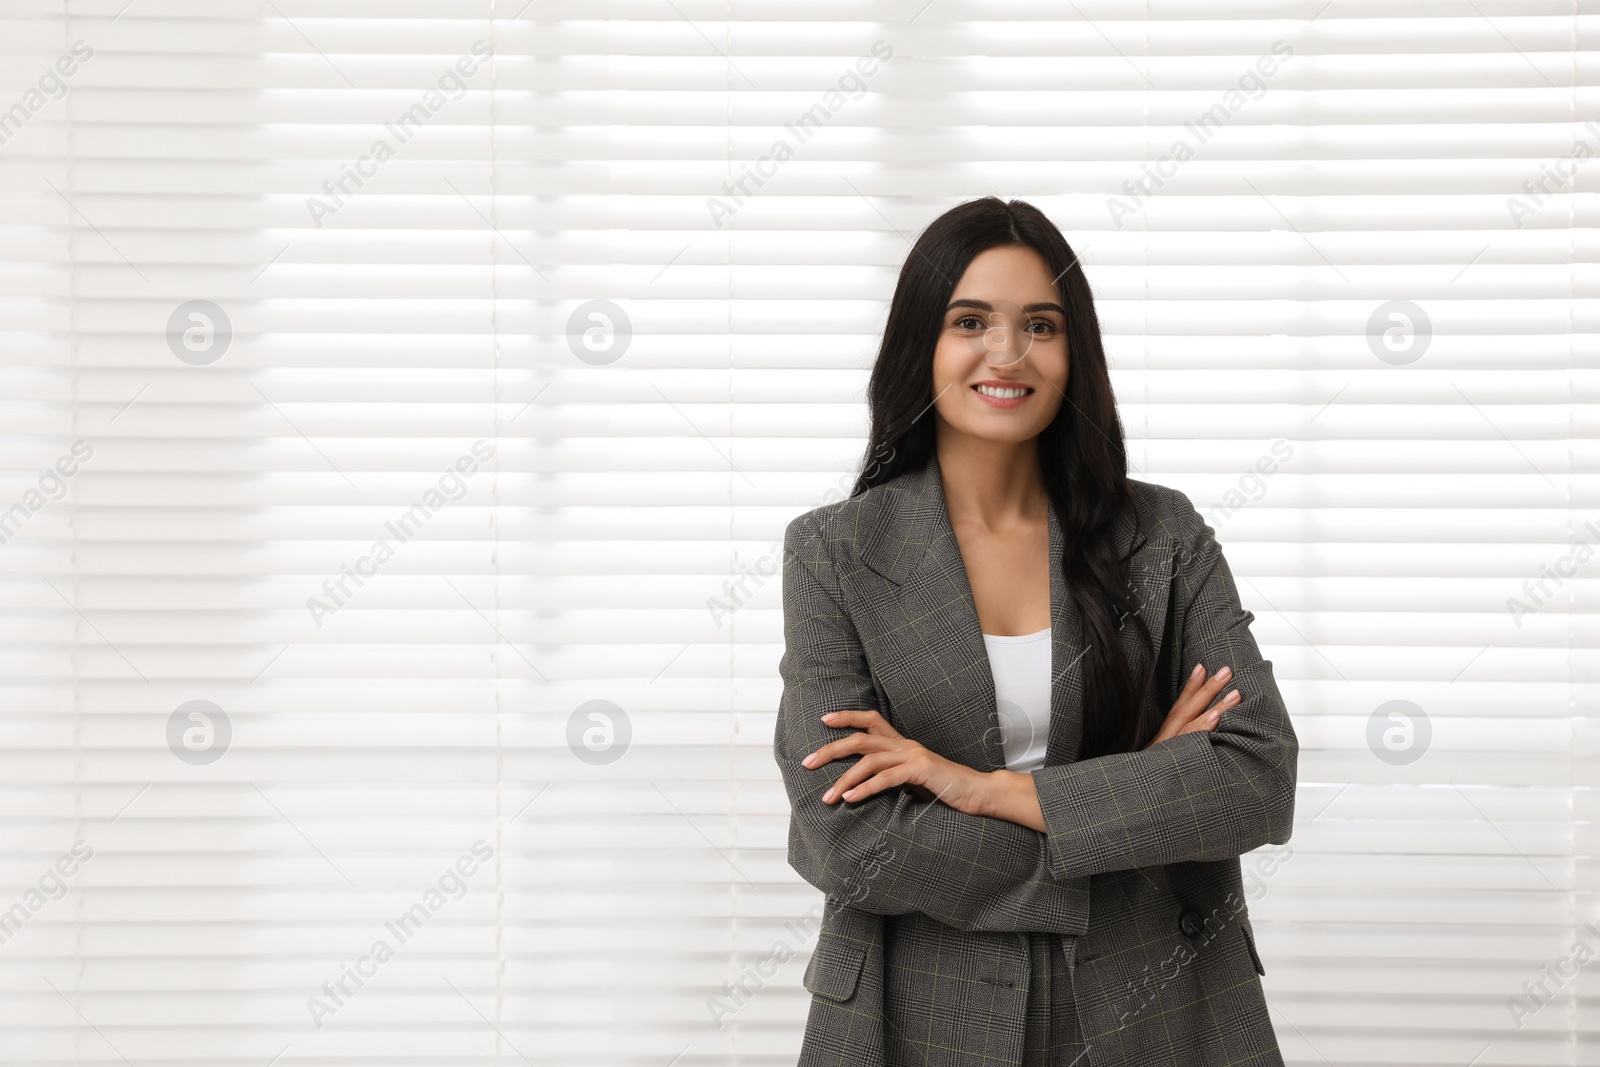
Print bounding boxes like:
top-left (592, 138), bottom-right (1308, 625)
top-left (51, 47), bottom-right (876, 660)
top-left (981, 626), bottom-right (1053, 773)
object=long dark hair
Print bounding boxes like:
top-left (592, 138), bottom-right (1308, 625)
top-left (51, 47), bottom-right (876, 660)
top-left (851, 196), bottom-right (1157, 759)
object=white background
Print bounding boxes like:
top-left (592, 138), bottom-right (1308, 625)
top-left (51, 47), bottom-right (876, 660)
top-left (0, 1), bottom-right (1593, 1064)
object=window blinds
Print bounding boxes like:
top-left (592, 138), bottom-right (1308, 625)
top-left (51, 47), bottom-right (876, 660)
top-left (0, 1), bottom-right (1591, 1063)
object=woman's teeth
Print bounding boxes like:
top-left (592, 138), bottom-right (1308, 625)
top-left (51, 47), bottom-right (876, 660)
top-left (975, 384), bottom-right (1030, 399)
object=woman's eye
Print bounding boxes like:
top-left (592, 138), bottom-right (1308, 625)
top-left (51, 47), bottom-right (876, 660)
top-left (950, 315), bottom-right (1059, 334)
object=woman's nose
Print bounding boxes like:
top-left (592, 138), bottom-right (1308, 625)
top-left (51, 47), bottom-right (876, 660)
top-left (977, 309), bottom-right (1030, 367)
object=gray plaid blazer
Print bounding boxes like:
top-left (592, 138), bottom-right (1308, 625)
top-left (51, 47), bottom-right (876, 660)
top-left (775, 453), bottom-right (1298, 1066)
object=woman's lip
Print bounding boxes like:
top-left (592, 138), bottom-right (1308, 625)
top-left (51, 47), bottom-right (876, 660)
top-left (971, 382), bottom-right (1033, 409)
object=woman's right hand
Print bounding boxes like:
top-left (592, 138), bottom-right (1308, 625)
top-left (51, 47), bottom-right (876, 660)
top-left (1146, 662), bottom-right (1240, 748)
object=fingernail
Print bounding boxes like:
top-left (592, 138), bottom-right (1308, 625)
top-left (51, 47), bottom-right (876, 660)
top-left (1216, 666), bottom-right (1232, 682)
top-left (1190, 663), bottom-right (1204, 679)
top-left (821, 712), bottom-right (835, 720)
top-left (1209, 710), bottom-right (1220, 722)
top-left (802, 754), bottom-right (815, 767)
top-left (843, 789), bottom-right (856, 799)
top-left (823, 789), bottom-right (834, 802)
top-left (1225, 690), bottom-right (1240, 704)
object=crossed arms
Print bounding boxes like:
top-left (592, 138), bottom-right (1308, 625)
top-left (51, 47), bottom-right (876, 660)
top-left (773, 489), bottom-right (1298, 934)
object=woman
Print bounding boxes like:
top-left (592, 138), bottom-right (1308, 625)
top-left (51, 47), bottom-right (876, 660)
top-left (774, 197), bottom-right (1298, 1066)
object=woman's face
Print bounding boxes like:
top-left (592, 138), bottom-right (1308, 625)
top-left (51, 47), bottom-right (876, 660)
top-left (930, 244), bottom-right (1069, 445)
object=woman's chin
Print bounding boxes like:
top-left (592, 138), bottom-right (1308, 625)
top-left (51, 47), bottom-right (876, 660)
top-left (950, 420), bottom-right (1050, 445)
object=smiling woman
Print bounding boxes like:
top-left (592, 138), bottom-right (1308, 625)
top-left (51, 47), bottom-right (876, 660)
top-left (774, 197), bottom-right (1298, 1066)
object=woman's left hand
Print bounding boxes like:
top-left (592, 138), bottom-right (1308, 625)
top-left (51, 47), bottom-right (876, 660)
top-left (803, 709), bottom-right (992, 816)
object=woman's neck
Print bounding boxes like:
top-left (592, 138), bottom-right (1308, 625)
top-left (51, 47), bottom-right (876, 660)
top-left (934, 426), bottom-right (1049, 533)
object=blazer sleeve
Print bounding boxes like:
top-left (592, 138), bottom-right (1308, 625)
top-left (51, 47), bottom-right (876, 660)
top-left (775, 512), bottom-right (1091, 936)
top-left (1031, 487), bottom-right (1299, 879)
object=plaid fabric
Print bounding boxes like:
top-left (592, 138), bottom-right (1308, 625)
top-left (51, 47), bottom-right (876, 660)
top-left (1021, 933), bottom-right (1089, 1066)
top-left (777, 454), bottom-right (1298, 1066)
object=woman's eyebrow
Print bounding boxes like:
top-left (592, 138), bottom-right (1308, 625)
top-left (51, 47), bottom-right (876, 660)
top-left (946, 298), bottom-right (1066, 315)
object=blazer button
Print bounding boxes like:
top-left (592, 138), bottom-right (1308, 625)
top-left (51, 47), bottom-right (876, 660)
top-left (1178, 910), bottom-right (1207, 939)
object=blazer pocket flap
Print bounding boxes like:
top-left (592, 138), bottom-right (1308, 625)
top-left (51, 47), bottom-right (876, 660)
top-left (802, 934), bottom-right (868, 1003)
top-left (1240, 918), bottom-right (1266, 977)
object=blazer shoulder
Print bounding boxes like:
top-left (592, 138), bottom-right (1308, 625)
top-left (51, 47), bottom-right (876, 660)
top-left (1127, 476), bottom-right (1195, 517)
top-left (1126, 477), bottom-right (1209, 549)
top-left (784, 492), bottom-right (856, 554)
top-left (783, 470), bottom-right (917, 562)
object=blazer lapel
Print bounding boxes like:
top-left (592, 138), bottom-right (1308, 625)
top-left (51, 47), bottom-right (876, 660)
top-left (857, 453), bottom-right (1167, 772)
top-left (870, 457), bottom-right (1006, 771)
top-left (1043, 502), bottom-right (1086, 767)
